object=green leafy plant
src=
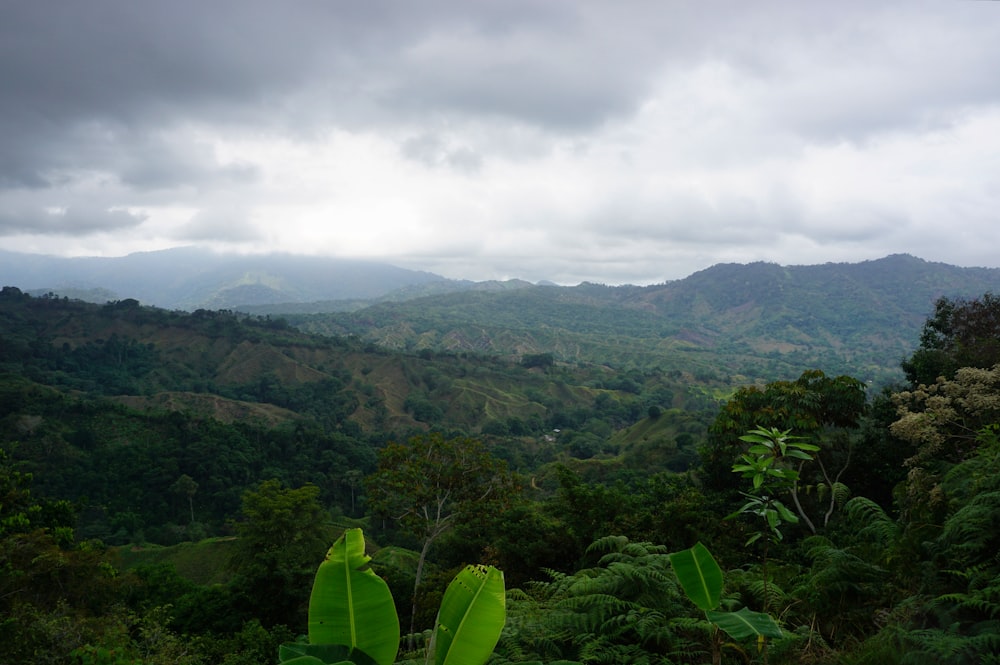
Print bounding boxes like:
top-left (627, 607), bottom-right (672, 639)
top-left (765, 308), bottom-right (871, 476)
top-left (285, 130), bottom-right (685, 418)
top-left (669, 542), bottom-right (782, 665)
top-left (730, 426), bottom-right (819, 544)
top-left (280, 528), bottom-right (505, 665)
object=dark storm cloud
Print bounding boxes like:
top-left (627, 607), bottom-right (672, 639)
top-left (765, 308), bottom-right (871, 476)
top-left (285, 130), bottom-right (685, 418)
top-left (2, 1), bottom-right (1000, 282)
top-left (0, 0), bottom-right (668, 191)
top-left (0, 1), bottom-right (325, 189)
top-left (0, 204), bottom-right (147, 235)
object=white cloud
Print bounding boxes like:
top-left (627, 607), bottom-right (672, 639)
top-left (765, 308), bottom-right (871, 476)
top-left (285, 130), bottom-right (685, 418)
top-left (1, 1), bottom-right (999, 284)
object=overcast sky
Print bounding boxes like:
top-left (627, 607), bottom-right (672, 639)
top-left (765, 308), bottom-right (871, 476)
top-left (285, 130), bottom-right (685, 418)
top-left (2, 1), bottom-right (999, 284)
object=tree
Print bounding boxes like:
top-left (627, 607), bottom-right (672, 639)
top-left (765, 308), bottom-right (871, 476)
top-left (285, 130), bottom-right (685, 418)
top-left (704, 370), bottom-right (867, 504)
top-left (365, 433), bottom-right (519, 637)
top-left (902, 292), bottom-right (1000, 386)
top-left (170, 474), bottom-right (198, 526)
top-left (229, 480), bottom-right (334, 628)
top-left (891, 365), bottom-right (1000, 467)
top-left (890, 364), bottom-right (1000, 531)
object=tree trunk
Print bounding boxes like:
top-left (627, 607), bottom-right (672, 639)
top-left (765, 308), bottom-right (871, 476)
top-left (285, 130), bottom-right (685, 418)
top-left (408, 535), bottom-right (435, 651)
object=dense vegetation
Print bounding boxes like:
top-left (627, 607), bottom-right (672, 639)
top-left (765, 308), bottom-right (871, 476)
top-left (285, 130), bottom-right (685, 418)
top-left (284, 254), bottom-right (1000, 388)
top-left (3, 283), bottom-right (1000, 664)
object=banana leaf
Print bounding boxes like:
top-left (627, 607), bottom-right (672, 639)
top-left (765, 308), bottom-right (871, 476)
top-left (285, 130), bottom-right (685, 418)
top-left (431, 564), bottom-right (506, 665)
top-left (668, 542), bottom-right (722, 611)
top-left (706, 607), bottom-right (783, 640)
top-left (279, 643), bottom-right (378, 665)
top-left (307, 528), bottom-right (400, 665)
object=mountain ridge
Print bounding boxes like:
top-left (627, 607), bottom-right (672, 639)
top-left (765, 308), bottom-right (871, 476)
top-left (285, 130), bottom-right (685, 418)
top-left (5, 248), bottom-right (1000, 386)
top-left (282, 253), bottom-right (1000, 386)
top-left (0, 247), bottom-right (454, 310)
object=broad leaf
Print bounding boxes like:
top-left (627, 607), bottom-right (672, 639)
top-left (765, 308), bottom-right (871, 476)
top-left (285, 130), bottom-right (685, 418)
top-left (785, 449), bottom-right (814, 461)
top-left (432, 564), bottom-right (506, 665)
top-left (668, 542), bottom-right (722, 611)
top-left (773, 500), bottom-right (799, 523)
top-left (279, 642), bottom-right (378, 665)
top-left (706, 607), bottom-right (783, 641)
top-left (307, 529), bottom-right (400, 665)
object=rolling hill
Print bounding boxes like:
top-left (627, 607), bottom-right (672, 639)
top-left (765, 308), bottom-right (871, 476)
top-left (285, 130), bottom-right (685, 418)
top-left (284, 254), bottom-right (1000, 386)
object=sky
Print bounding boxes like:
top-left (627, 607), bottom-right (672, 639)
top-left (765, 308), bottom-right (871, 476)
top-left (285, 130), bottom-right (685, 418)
top-left (2, 1), bottom-right (1000, 285)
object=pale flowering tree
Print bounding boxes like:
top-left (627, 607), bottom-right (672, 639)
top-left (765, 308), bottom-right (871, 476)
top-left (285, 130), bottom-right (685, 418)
top-left (890, 364), bottom-right (1000, 522)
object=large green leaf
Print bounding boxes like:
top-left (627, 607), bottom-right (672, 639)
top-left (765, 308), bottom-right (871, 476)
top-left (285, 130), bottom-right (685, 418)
top-left (668, 542), bottom-right (723, 611)
top-left (307, 528), bottom-right (400, 665)
top-left (432, 564), bottom-right (506, 665)
top-left (706, 607), bottom-right (783, 641)
top-left (279, 643), bottom-right (378, 665)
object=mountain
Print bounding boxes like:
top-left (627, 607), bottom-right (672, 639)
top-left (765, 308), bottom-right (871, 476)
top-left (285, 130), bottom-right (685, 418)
top-left (0, 288), bottom-right (685, 434)
top-left (5, 248), bottom-right (1000, 386)
top-left (0, 247), bottom-right (455, 310)
top-left (284, 254), bottom-right (1000, 386)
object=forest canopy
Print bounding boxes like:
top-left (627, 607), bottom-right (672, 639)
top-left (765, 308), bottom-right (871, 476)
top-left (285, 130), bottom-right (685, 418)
top-left (2, 288), bottom-right (1000, 663)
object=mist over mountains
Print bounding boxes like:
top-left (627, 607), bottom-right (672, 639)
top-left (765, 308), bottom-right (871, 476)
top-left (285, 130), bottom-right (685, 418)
top-left (0, 247), bottom-right (453, 311)
top-left (5, 248), bottom-right (1000, 387)
top-left (5, 247), bottom-right (1000, 316)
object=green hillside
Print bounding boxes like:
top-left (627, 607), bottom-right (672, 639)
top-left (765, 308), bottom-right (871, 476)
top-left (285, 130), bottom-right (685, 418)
top-left (5, 281), bottom-right (1000, 664)
top-left (287, 254), bottom-right (1000, 387)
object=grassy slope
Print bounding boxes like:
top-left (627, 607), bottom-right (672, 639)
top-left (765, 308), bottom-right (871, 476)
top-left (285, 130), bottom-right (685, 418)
top-left (116, 538), bottom-right (238, 585)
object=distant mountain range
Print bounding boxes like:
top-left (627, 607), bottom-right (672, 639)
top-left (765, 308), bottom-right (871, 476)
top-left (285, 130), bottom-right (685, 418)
top-left (4, 248), bottom-right (1000, 386)
top-left (0, 247), bottom-right (456, 310)
top-left (281, 254), bottom-right (1000, 387)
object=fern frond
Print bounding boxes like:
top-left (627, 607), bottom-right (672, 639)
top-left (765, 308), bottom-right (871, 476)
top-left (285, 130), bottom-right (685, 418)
top-left (845, 495), bottom-right (898, 546)
top-left (585, 534), bottom-right (630, 555)
top-left (832, 481), bottom-right (851, 506)
top-left (746, 578), bottom-right (788, 609)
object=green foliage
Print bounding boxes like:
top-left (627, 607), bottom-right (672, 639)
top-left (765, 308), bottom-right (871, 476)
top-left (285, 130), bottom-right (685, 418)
top-left (669, 542), bottom-right (782, 642)
top-left (902, 292), bottom-right (1000, 385)
top-left (498, 536), bottom-right (698, 664)
top-left (9, 278), bottom-right (1000, 664)
top-left (729, 427), bottom-right (818, 544)
top-left (291, 255), bottom-right (1000, 387)
top-left (229, 480), bottom-right (335, 628)
top-left (366, 433), bottom-right (519, 635)
top-left (431, 564), bottom-right (505, 665)
top-left (283, 528), bottom-right (504, 665)
top-left (306, 528), bottom-right (399, 665)
top-left (705, 370), bottom-right (866, 491)
top-left (790, 535), bottom-right (889, 639)
top-left (668, 542), bottom-right (722, 612)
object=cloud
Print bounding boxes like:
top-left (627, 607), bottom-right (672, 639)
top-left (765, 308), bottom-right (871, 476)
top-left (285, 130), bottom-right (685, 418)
top-left (0, 204), bottom-right (147, 235)
top-left (172, 208), bottom-right (263, 243)
top-left (1, 1), bottom-right (999, 283)
top-left (400, 133), bottom-right (484, 172)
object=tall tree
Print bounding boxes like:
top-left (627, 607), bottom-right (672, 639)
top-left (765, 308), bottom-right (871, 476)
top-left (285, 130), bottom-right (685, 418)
top-left (704, 370), bottom-right (867, 495)
top-left (902, 292), bottom-right (1000, 386)
top-left (229, 480), bottom-right (334, 628)
top-left (170, 473), bottom-right (198, 525)
top-left (366, 433), bottom-right (519, 637)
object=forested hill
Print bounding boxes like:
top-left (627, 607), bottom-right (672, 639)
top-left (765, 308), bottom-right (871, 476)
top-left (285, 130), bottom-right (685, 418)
top-left (0, 285), bottom-right (712, 540)
top-left (6, 271), bottom-right (1000, 663)
top-left (282, 254), bottom-right (1000, 386)
top-left (0, 285), bottom-right (715, 449)
top-left (5, 252), bottom-right (1000, 386)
